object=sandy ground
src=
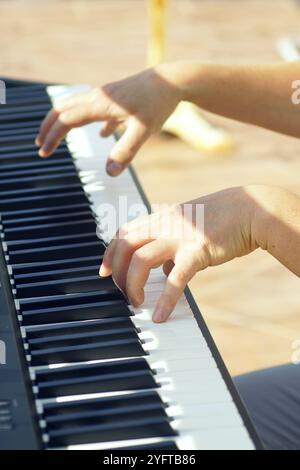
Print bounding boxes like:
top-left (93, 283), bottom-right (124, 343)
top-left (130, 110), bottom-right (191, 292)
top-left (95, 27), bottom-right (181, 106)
top-left (1, 0), bottom-right (300, 375)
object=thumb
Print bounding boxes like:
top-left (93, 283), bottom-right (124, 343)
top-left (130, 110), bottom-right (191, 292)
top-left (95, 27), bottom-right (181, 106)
top-left (106, 118), bottom-right (149, 176)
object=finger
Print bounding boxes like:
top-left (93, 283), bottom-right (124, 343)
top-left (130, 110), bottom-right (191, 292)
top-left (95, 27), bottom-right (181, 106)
top-left (100, 120), bottom-right (119, 138)
top-left (38, 104), bottom-right (103, 157)
top-left (99, 214), bottom-right (157, 278)
top-left (153, 256), bottom-right (198, 323)
top-left (126, 240), bottom-right (175, 307)
top-left (36, 91), bottom-right (91, 146)
top-left (110, 234), bottom-right (153, 293)
top-left (99, 240), bottom-right (117, 278)
top-left (106, 118), bottom-right (149, 176)
top-left (35, 108), bottom-right (60, 147)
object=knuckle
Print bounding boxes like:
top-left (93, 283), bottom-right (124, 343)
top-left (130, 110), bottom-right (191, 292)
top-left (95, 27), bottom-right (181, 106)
top-left (170, 269), bottom-right (187, 286)
top-left (131, 250), bottom-right (147, 267)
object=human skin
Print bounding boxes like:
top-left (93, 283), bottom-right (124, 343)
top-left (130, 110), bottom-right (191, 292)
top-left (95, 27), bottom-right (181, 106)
top-left (35, 62), bottom-right (300, 321)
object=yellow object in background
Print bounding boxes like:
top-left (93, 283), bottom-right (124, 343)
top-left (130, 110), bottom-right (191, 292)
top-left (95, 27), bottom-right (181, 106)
top-left (147, 0), bottom-right (233, 153)
top-left (147, 0), bottom-right (167, 66)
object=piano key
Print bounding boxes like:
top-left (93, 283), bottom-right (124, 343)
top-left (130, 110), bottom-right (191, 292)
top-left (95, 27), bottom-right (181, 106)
top-left (3, 219), bottom-right (96, 241)
top-left (0, 103), bottom-right (51, 116)
top-left (3, 209), bottom-right (93, 228)
top-left (1, 202), bottom-right (92, 221)
top-left (0, 146), bottom-right (68, 160)
top-left (7, 240), bottom-right (105, 264)
top-left (0, 126), bottom-right (40, 138)
top-left (15, 274), bottom-right (117, 298)
top-left (0, 119), bottom-right (43, 132)
top-left (0, 191), bottom-right (90, 214)
top-left (11, 255), bottom-right (102, 275)
top-left (25, 316), bottom-right (137, 339)
top-left (19, 298), bottom-right (130, 326)
top-left (13, 264), bottom-right (102, 282)
top-left (6, 233), bottom-right (99, 251)
top-left (0, 182), bottom-right (85, 199)
top-left (28, 336), bottom-right (146, 366)
top-left (28, 329), bottom-right (141, 353)
top-left (42, 391), bottom-right (165, 420)
top-left (34, 358), bottom-right (157, 398)
top-left (0, 158), bottom-right (71, 172)
top-left (0, 172), bottom-right (80, 193)
top-left (45, 416), bottom-right (176, 447)
top-left (0, 163), bottom-right (76, 179)
top-left (0, 109), bottom-right (51, 123)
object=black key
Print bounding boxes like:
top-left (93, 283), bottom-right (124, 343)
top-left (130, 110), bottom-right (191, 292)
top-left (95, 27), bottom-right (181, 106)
top-left (28, 327), bottom-right (139, 350)
top-left (0, 163), bottom-right (75, 179)
top-left (46, 417), bottom-right (175, 447)
top-left (35, 358), bottom-right (157, 398)
top-left (43, 391), bottom-right (164, 420)
top-left (0, 120), bottom-right (43, 132)
top-left (44, 396), bottom-right (168, 439)
top-left (25, 317), bottom-right (138, 340)
top-left (1, 202), bottom-right (91, 221)
top-left (4, 219), bottom-right (96, 241)
top-left (0, 110), bottom-right (50, 124)
top-left (0, 158), bottom-right (70, 171)
top-left (8, 240), bottom-right (104, 264)
top-left (13, 264), bottom-right (101, 282)
top-left (3, 209), bottom-right (93, 228)
top-left (0, 146), bottom-right (68, 160)
top-left (0, 127), bottom-right (40, 138)
top-left (0, 172), bottom-right (79, 193)
top-left (19, 298), bottom-right (129, 326)
top-left (15, 274), bottom-right (117, 298)
top-left (6, 233), bottom-right (98, 251)
top-left (0, 191), bottom-right (89, 214)
top-left (0, 103), bottom-right (50, 116)
top-left (29, 335), bottom-right (145, 366)
top-left (20, 290), bottom-right (122, 312)
top-left (11, 255), bottom-right (101, 275)
top-left (0, 182), bottom-right (83, 197)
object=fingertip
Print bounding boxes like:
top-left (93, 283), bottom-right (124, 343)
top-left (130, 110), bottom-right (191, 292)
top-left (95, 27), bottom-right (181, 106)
top-left (35, 137), bottom-right (41, 146)
top-left (38, 148), bottom-right (49, 158)
top-left (106, 159), bottom-right (123, 177)
top-left (99, 264), bottom-right (110, 277)
top-left (152, 307), bottom-right (167, 323)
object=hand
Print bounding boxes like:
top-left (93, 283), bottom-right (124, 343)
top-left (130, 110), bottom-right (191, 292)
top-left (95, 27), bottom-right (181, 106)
top-left (36, 65), bottom-right (182, 176)
top-left (99, 186), bottom-right (259, 322)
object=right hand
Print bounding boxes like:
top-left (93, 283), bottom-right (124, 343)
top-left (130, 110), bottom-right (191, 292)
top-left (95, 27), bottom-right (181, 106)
top-left (36, 65), bottom-right (182, 176)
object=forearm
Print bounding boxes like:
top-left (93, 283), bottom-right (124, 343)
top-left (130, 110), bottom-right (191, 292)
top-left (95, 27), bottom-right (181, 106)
top-left (250, 186), bottom-right (300, 276)
top-left (160, 61), bottom-right (300, 138)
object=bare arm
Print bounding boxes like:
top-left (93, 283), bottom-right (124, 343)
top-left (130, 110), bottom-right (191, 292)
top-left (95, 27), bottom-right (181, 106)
top-left (99, 185), bottom-right (300, 322)
top-left (173, 61), bottom-right (300, 138)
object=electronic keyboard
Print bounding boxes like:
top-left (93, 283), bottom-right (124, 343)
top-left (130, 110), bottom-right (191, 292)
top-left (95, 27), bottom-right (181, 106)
top-left (0, 78), bottom-right (262, 450)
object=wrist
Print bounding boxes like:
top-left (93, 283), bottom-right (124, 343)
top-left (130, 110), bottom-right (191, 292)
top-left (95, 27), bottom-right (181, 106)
top-left (155, 61), bottom-right (206, 103)
top-left (246, 185), bottom-right (283, 251)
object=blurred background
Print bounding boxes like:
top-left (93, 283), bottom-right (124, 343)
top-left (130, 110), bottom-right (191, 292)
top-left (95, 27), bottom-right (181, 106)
top-left (1, 0), bottom-right (300, 376)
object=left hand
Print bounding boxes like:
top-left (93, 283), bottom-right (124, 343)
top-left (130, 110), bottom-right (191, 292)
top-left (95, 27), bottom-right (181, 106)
top-left (99, 187), bottom-right (259, 322)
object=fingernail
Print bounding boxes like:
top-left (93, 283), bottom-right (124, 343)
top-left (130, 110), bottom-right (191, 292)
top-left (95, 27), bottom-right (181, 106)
top-left (99, 264), bottom-right (108, 277)
top-left (153, 307), bottom-right (165, 323)
top-left (106, 160), bottom-right (123, 176)
top-left (35, 137), bottom-right (41, 146)
top-left (38, 148), bottom-right (47, 158)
